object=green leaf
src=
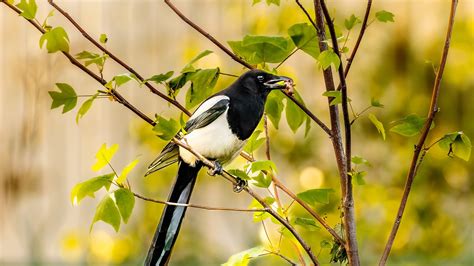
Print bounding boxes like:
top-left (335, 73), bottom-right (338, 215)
top-left (114, 188), bottom-right (135, 223)
top-left (222, 246), bottom-right (266, 266)
top-left (70, 173), bottom-right (115, 205)
top-left (243, 130), bottom-right (265, 153)
top-left (250, 160), bottom-right (277, 173)
top-left (153, 115), bottom-right (181, 141)
top-left (266, 0), bottom-right (280, 5)
top-left (182, 50), bottom-right (213, 73)
top-left (91, 194), bottom-right (121, 232)
top-left (297, 188), bottom-right (334, 206)
top-left (344, 14), bottom-right (361, 30)
top-left (371, 97), bottom-right (384, 108)
top-left (350, 171), bottom-right (367, 185)
top-left (76, 51), bottom-right (108, 70)
top-left (48, 83), bottom-right (77, 113)
top-left (285, 91), bottom-right (306, 132)
top-left (76, 93), bottom-right (98, 123)
top-left (439, 132), bottom-right (471, 161)
top-left (288, 23), bottom-right (319, 59)
top-left (117, 159), bottom-right (139, 184)
top-left (322, 90), bottom-right (342, 106)
top-left (113, 73), bottom-right (140, 87)
top-left (228, 35), bottom-right (294, 64)
top-left (227, 169), bottom-right (251, 180)
top-left (294, 217), bottom-right (320, 231)
top-left (99, 33), bottom-right (108, 44)
top-left (185, 68), bottom-right (219, 109)
top-left (265, 91), bottom-right (284, 128)
top-left (304, 116), bottom-right (311, 137)
top-left (375, 10), bottom-right (395, 23)
top-left (252, 0), bottom-right (262, 5)
top-left (91, 143), bottom-right (119, 171)
top-left (146, 71), bottom-right (174, 84)
top-left (368, 113), bottom-right (386, 140)
top-left (15, 0), bottom-right (37, 20)
top-left (251, 172), bottom-right (272, 188)
top-left (248, 197), bottom-right (273, 222)
top-left (390, 114), bottom-right (429, 137)
top-left (318, 49), bottom-right (340, 70)
top-left (351, 156), bottom-right (370, 166)
top-left (39, 27), bottom-right (70, 53)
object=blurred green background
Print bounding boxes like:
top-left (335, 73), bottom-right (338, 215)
top-left (0, 0), bottom-right (472, 265)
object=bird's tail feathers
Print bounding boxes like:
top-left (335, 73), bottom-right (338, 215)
top-left (145, 161), bottom-right (202, 265)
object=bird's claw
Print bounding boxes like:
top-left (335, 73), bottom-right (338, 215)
top-left (208, 161), bottom-right (223, 176)
top-left (233, 178), bottom-right (247, 193)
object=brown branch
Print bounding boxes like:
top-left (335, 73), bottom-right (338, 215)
top-left (133, 192), bottom-right (267, 212)
top-left (171, 137), bottom-right (320, 265)
top-left (295, 0), bottom-right (319, 32)
top-left (344, 0), bottom-right (372, 77)
top-left (273, 178), bottom-right (346, 245)
top-left (379, 1), bottom-right (458, 264)
top-left (163, 0), bottom-right (254, 70)
top-left (47, 0), bottom-right (191, 116)
top-left (164, 0), bottom-right (332, 138)
top-left (319, 0), bottom-right (359, 265)
top-left (1, 1), bottom-right (157, 126)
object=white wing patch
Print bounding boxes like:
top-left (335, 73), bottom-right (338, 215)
top-left (189, 95), bottom-right (230, 120)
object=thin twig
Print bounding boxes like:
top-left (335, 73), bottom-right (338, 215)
top-left (47, 0), bottom-right (191, 116)
top-left (171, 137), bottom-right (320, 265)
top-left (344, 0), bottom-right (373, 77)
top-left (379, 1), bottom-right (458, 264)
top-left (260, 251), bottom-right (297, 266)
top-left (164, 0), bottom-right (254, 69)
top-left (295, 0), bottom-right (320, 32)
top-left (319, 0), bottom-right (359, 265)
top-left (164, 0), bottom-right (332, 137)
top-left (273, 178), bottom-right (345, 245)
top-left (133, 192), bottom-right (267, 212)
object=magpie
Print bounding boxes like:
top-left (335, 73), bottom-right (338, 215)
top-left (144, 69), bottom-right (292, 265)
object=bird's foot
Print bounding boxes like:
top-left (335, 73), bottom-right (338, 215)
top-left (233, 178), bottom-right (247, 193)
top-left (208, 161), bottom-right (223, 176)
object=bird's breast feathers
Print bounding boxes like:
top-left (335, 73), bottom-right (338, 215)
top-left (179, 95), bottom-right (246, 166)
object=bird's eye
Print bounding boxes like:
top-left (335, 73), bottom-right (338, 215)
top-left (257, 75), bottom-right (264, 82)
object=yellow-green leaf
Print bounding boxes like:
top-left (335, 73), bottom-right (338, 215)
top-left (91, 143), bottom-right (119, 171)
top-left (297, 188), bottom-right (334, 206)
top-left (76, 93), bottom-right (98, 123)
top-left (91, 194), bottom-right (121, 232)
top-left (222, 246), bottom-right (266, 266)
top-left (15, 0), bottom-right (37, 20)
top-left (39, 27), bottom-right (70, 53)
top-left (70, 173), bottom-right (115, 205)
top-left (368, 113), bottom-right (386, 140)
top-left (114, 188), bottom-right (135, 223)
top-left (439, 132), bottom-right (471, 161)
top-left (117, 159), bottom-right (139, 184)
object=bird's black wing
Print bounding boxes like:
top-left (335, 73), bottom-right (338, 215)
top-left (184, 98), bottom-right (229, 132)
top-left (145, 98), bottom-right (229, 175)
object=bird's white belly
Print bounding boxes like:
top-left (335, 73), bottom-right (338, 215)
top-left (179, 111), bottom-right (246, 166)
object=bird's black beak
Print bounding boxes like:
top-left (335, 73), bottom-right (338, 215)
top-left (264, 75), bottom-right (293, 90)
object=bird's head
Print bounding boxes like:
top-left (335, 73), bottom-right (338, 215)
top-left (238, 69), bottom-right (293, 96)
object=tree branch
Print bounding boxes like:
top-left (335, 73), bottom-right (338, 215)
top-left (163, 0), bottom-right (254, 70)
top-left (2, 1), bottom-right (157, 126)
top-left (171, 137), bottom-right (320, 265)
top-left (318, 0), bottom-right (359, 265)
top-left (132, 191), bottom-right (268, 212)
top-left (379, 1), bottom-right (458, 264)
top-left (164, 0), bottom-right (332, 137)
top-left (344, 0), bottom-right (372, 77)
top-left (47, 0), bottom-right (191, 116)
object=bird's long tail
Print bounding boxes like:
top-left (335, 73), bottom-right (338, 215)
top-left (145, 161), bottom-right (202, 266)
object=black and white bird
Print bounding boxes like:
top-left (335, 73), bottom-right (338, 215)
top-left (144, 69), bottom-right (292, 266)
